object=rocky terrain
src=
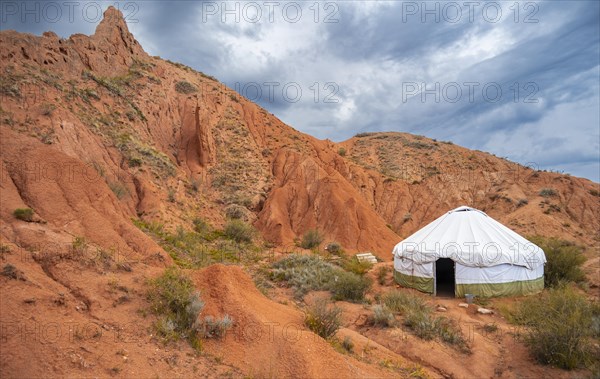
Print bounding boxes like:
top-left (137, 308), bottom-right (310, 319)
top-left (1, 7), bottom-right (598, 378)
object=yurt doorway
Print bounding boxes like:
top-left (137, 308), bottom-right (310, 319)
top-left (435, 258), bottom-right (455, 297)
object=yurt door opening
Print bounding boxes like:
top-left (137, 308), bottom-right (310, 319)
top-left (435, 258), bottom-right (455, 297)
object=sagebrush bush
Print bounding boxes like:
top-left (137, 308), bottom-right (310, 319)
top-left (272, 254), bottom-right (371, 301)
top-left (147, 267), bottom-right (204, 343)
top-left (305, 299), bottom-right (342, 339)
top-left (300, 229), bottom-right (323, 249)
top-left (371, 305), bottom-right (395, 327)
top-left (271, 254), bottom-right (337, 298)
top-left (202, 315), bottom-right (233, 338)
top-left (329, 271), bottom-right (371, 302)
top-left (326, 242), bottom-right (342, 255)
top-left (13, 208), bottom-right (34, 222)
top-left (529, 236), bottom-right (586, 287)
top-left (224, 219), bottom-right (255, 243)
top-left (515, 286), bottom-right (598, 370)
top-left (225, 204), bottom-right (248, 220)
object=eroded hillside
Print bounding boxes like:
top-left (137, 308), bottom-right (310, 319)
top-left (1, 6), bottom-right (598, 379)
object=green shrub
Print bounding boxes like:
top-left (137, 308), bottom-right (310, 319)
top-left (381, 290), bottom-right (470, 352)
top-left (300, 229), bottom-right (323, 249)
top-left (377, 266), bottom-right (389, 285)
top-left (271, 254), bottom-right (337, 298)
top-left (193, 218), bottom-right (212, 237)
top-left (225, 204), bottom-right (248, 220)
top-left (13, 208), bottom-right (34, 222)
top-left (201, 315), bottom-right (233, 338)
top-left (147, 267), bottom-right (204, 343)
top-left (341, 336), bottom-right (354, 352)
top-left (539, 188), bottom-right (557, 197)
top-left (326, 242), bottom-right (342, 255)
top-left (72, 236), bottom-right (87, 254)
top-left (224, 219), bottom-right (255, 243)
top-left (175, 81), bottom-right (198, 94)
top-left (305, 299), bottom-right (342, 339)
top-left (515, 286), bottom-right (598, 370)
top-left (371, 305), bottom-right (395, 327)
top-left (329, 271), bottom-right (371, 302)
top-left (342, 256), bottom-right (373, 276)
top-left (382, 291), bottom-right (429, 314)
top-left (272, 254), bottom-right (371, 302)
top-left (529, 236), bottom-right (586, 287)
top-left (434, 317), bottom-right (469, 352)
top-left (338, 147), bottom-right (346, 156)
top-left (109, 181), bottom-right (129, 199)
top-left (590, 189), bottom-right (600, 197)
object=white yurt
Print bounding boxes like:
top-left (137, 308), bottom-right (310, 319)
top-left (392, 206), bottom-right (546, 297)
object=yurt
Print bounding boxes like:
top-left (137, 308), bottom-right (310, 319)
top-left (392, 206), bottom-right (546, 297)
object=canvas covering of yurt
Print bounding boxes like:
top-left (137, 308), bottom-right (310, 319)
top-left (392, 206), bottom-right (546, 297)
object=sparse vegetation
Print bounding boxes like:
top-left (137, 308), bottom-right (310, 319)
top-left (590, 189), bottom-right (600, 197)
top-left (325, 242), bottom-right (342, 255)
top-left (271, 254), bottom-right (370, 301)
top-left (300, 229), bottom-right (323, 249)
top-left (201, 315), bottom-right (233, 338)
top-left (175, 81), bottom-right (198, 94)
top-left (304, 299), bottom-right (342, 339)
top-left (342, 256), bottom-right (373, 276)
top-left (382, 291), bottom-right (470, 352)
top-left (225, 204), bottom-right (248, 220)
top-left (338, 147), bottom-right (346, 156)
top-left (13, 208), bottom-right (34, 222)
top-left (40, 103), bottom-right (56, 116)
top-left (108, 181), bottom-right (129, 199)
top-left (224, 219), bottom-right (255, 244)
top-left (514, 285), bottom-right (599, 370)
top-left (72, 236), bottom-right (87, 254)
top-left (377, 266), bottom-right (389, 285)
top-left (146, 266), bottom-right (204, 347)
top-left (329, 270), bottom-right (371, 302)
top-left (271, 254), bottom-right (337, 298)
top-left (371, 304), bottom-right (395, 327)
top-left (2, 264), bottom-right (24, 280)
top-left (341, 336), bottom-right (354, 352)
top-left (528, 236), bottom-right (586, 287)
top-left (539, 188), bottom-right (557, 197)
top-left (516, 198), bottom-right (529, 207)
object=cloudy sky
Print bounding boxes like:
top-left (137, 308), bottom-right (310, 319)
top-left (2, 1), bottom-right (599, 181)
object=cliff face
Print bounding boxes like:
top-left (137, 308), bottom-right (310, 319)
top-left (1, 7), bottom-right (598, 260)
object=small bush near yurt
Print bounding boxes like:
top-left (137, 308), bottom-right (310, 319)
top-left (515, 285), bottom-right (599, 370)
top-left (304, 299), bottom-right (342, 339)
top-left (271, 254), bottom-right (337, 298)
top-left (382, 291), bottom-right (470, 353)
top-left (329, 271), bottom-right (371, 302)
top-left (528, 236), bottom-right (586, 287)
top-left (371, 304), bottom-right (395, 327)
